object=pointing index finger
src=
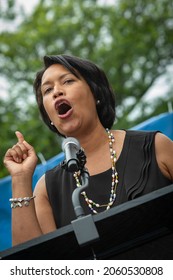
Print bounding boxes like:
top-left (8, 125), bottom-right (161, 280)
top-left (15, 131), bottom-right (25, 144)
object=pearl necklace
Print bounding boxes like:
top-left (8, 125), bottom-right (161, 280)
top-left (73, 128), bottom-right (119, 214)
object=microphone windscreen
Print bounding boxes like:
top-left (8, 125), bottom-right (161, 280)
top-left (62, 137), bottom-right (80, 151)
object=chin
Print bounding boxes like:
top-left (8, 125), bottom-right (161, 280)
top-left (59, 125), bottom-right (80, 138)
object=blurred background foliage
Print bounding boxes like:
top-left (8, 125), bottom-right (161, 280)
top-left (0, 0), bottom-right (173, 177)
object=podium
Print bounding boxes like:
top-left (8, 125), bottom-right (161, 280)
top-left (0, 184), bottom-right (173, 260)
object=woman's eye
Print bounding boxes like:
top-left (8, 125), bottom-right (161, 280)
top-left (44, 87), bottom-right (52, 95)
top-left (64, 79), bottom-right (74, 84)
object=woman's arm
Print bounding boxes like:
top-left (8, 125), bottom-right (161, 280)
top-left (33, 175), bottom-right (57, 234)
top-left (4, 131), bottom-right (56, 245)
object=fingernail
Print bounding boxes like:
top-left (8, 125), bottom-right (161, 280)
top-left (23, 154), bottom-right (27, 160)
top-left (16, 157), bottom-right (19, 163)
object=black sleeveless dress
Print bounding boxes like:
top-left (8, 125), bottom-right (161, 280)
top-left (45, 130), bottom-right (172, 228)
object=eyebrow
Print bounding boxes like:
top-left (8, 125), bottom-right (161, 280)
top-left (41, 72), bottom-right (73, 88)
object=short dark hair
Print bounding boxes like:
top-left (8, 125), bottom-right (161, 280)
top-left (33, 54), bottom-right (116, 137)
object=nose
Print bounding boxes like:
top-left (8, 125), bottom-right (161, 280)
top-left (53, 85), bottom-right (64, 99)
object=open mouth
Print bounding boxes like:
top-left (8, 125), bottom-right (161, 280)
top-left (55, 101), bottom-right (72, 115)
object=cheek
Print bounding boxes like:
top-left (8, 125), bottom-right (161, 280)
top-left (79, 98), bottom-right (97, 118)
top-left (85, 94), bottom-right (96, 110)
top-left (42, 99), bottom-right (48, 113)
top-left (43, 97), bottom-right (51, 111)
top-left (80, 88), bottom-right (96, 106)
top-left (42, 98), bottom-right (53, 118)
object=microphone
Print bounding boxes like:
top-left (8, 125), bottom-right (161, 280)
top-left (61, 137), bottom-right (81, 172)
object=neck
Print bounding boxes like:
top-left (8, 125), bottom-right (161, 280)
top-left (77, 125), bottom-right (109, 155)
top-left (76, 125), bottom-right (112, 175)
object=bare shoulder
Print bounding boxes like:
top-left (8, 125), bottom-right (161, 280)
top-left (34, 174), bottom-right (47, 197)
top-left (155, 132), bottom-right (173, 152)
top-left (155, 132), bottom-right (173, 181)
top-left (113, 129), bottom-right (126, 140)
top-left (112, 129), bottom-right (126, 159)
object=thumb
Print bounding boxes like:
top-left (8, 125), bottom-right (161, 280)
top-left (23, 140), bottom-right (36, 157)
top-left (23, 140), bottom-right (37, 162)
top-left (15, 131), bottom-right (25, 144)
top-left (23, 140), bottom-right (34, 150)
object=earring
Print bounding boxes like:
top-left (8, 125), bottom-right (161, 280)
top-left (96, 100), bottom-right (100, 105)
top-left (50, 121), bottom-right (54, 126)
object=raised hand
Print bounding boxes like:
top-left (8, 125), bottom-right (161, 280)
top-left (4, 131), bottom-right (38, 177)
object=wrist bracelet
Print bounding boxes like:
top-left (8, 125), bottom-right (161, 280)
top-left (9, 196), bottom-right (36, 208)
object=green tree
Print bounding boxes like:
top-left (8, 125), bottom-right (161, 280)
top-left (0, 0), bottom-right (173, 177)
